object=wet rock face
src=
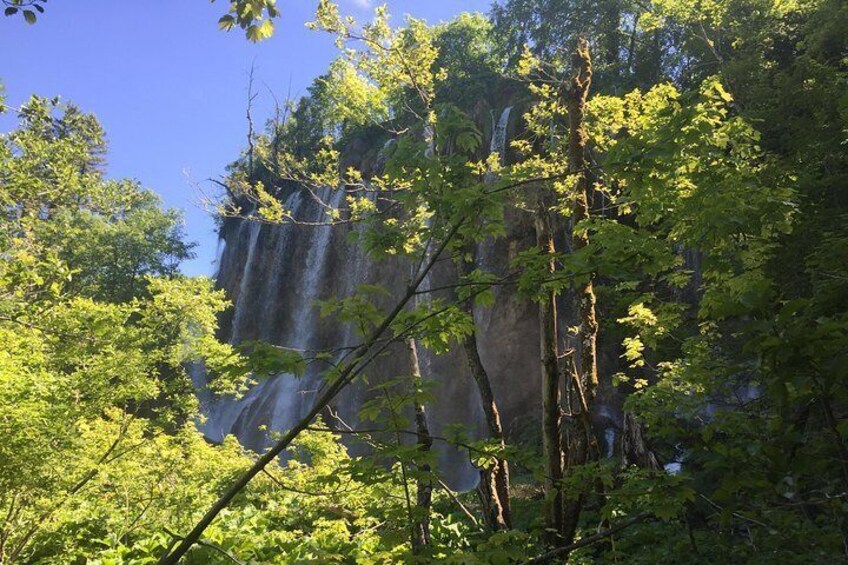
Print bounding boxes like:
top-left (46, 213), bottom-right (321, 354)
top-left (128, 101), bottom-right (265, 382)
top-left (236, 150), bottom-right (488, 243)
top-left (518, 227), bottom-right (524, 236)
top-left (202, 106), bottom-right (597, 489)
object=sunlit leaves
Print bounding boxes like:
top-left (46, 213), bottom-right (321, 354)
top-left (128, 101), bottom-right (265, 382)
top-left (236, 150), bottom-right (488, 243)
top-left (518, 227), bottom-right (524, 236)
top-left (455, 268), bottom-right (498, 308)
top-left (213, 0), bottom-right (279, 42)
top-left (320, 58), bottom-right (389, 128)
top-left (0, 97), bottom-right (257, 561)
top-left (392, 300), bottom-right (473, 354)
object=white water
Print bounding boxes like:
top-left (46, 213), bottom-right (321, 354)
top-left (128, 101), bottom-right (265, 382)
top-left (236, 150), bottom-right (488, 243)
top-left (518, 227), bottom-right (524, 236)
top-left (230, 218), bottom-right (262, 345)
top-left (484, 106), bottom-right (512, 186)
top-left (257, 190), bottom-right (305, 340)
top-left (490, 106), bottom-right (512, 163)
top-left (424, 124), bottom-right (436, 159)
top-left (266, 186), bottom-right (345, 428)
top-left (198, 187), bottom-right (349, 449)
top-left (604, 428), bottom-right (616, 459)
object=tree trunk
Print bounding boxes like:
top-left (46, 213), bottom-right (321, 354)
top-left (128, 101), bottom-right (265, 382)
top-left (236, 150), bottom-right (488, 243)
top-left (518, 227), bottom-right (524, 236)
top-left (407, 338), bottom-right (432, 552)
top-left (534, 201), bottom-right (565, 543)
top-left (458, 252), bottom-right (512, 531)
top-left (562, 37), bottom-right (597, 546)
top-left (569, 38), bottom-right (597, 428)
top-left (623, 412), bottom-right (661, 470)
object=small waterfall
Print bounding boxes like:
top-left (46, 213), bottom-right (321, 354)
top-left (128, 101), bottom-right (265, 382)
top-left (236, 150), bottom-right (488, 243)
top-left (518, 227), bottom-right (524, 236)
top-left (604, 428), bottom-right (616, 459)
top-left (476, 105), bottom-right (514, 334)
top-left (194, 362), bottom-right (268, 444)
top-left (423, 124), bottom-right (435, 159)
top-left (230, 218), bottom-right (262, 345)
top-left (490, 106), bottom-right (512, 164)
top-left (484, 106), bottom-right (512, 186)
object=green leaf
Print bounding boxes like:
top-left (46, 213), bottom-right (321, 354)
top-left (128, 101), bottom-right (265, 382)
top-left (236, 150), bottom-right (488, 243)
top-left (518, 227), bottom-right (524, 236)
top-left (218, 14), bottom-right (235, 31)
top-left (23, 9), bottom-right (36, 24)
top-left (246, 19), bottom-right (274, 42)
top-left (4, 7), bottom-right (18, 16)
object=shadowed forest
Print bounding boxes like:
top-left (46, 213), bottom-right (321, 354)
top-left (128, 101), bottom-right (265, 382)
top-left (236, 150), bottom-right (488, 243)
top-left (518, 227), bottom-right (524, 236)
top-left (1, 0), bottom-right (847, 563)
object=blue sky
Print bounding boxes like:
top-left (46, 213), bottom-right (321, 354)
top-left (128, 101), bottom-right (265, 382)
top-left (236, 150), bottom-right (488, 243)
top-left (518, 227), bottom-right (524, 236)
top-left (0, 0), bottom-right (491, 276)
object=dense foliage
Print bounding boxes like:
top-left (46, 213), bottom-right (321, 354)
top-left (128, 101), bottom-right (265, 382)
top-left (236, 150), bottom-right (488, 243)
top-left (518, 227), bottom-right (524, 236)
top-left (3, 0), bottom-right (848, 562)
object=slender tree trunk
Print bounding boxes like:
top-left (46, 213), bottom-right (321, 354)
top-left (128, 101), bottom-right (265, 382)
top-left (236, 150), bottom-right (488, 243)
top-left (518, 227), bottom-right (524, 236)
top-left (562, 37), bottom-right (597, 547)
top-left (458, 252), bottom-right (512, 531)
top-left (569, 38), bottom-right (597, 427)
top-left (407, 338), bottom-right (432, 552)
top-left (535, 200), bottom-right (565, 543)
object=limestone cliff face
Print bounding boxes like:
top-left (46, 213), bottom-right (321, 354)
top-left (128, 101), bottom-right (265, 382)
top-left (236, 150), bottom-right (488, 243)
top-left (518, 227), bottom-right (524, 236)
top-left (199, 103), bottom-right (621, 488)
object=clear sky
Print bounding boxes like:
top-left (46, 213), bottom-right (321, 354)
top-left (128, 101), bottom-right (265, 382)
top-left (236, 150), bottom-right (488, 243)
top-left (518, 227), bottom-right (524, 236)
top-left (0, 0), bottom-right (492, 276)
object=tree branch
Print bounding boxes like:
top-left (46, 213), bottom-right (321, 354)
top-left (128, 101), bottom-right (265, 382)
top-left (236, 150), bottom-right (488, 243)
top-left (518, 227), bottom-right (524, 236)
top-left (522, 512), bottom-right (650, 564)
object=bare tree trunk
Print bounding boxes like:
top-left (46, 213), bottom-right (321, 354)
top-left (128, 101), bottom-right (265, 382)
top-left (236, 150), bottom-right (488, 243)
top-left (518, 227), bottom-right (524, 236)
top-left (245, 64), bottom-right (258, 175)
top-left (535, 200), bottom-right (565, 543)
top-left (459, 251), bottom-right (512, 530)
top-left (562, 37), bottom-right (597, 547)
top-left (407, 338), bottom-right (432, 552)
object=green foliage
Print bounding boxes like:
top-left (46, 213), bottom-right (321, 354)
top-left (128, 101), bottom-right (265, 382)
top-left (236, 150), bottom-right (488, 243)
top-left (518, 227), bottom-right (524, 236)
top-left (0, 97), bottom-right (253, 562)
top-left (8, 0), bottom-right (848, 562)
top-left (2, 0), bottom-right (45, 24)
top-left (214, 0), bottom-right (279, 42)
top-left (393, 300), bottom-right (474, 354)
top-left (430, 12), bottom-right (506, 110)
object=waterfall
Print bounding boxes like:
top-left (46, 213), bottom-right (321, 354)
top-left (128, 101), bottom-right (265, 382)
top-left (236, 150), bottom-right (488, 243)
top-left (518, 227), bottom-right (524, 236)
top-left (212, 237), bottom-right (226, 278)
top-left (475, 106), bottom-right (514, 350)
top-left (490, 106), bottom-right (512, 163)
top-left (604, 428), bottom-right (616, 459)
top-left (199, 187), bottom-right (349, 450)
top-left (230, 218), bottom-right (262, 345)
top-left (265, 187), bottom-right (345, 429)
top-left (484, 106), bottom-right (512, 186)
top-left (257, 190), bottom-right (305, 340)
top-left (201, 103), bottom-right (543, 489)
top-left (423, 124), bottom-right (435, 159)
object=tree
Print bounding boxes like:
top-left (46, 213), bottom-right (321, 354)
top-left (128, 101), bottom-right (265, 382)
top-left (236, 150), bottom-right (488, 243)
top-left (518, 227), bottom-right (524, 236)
top-left (0, 96), bottom-right (255, 563)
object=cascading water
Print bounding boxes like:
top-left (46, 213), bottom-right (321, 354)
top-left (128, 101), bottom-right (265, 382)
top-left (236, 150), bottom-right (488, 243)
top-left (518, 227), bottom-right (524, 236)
top-left (261, 187), bottom-right (346, 434)
top-left (491, 106), bottom-right (512, 163)
top-left (198, 187), bottom-right (350, 450)
top-left (202, 107), bottom-right (546, 488)
top-left (604, 428), bottom-right (616, 459)
top-left (257, 190), bottom-right (305, 340)
top-left (483, 106), bottom-right (512, 187)
top-left (212, 237), bottom-right (227, 278)
top-left (230, 218), bottom-right (262, 345)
